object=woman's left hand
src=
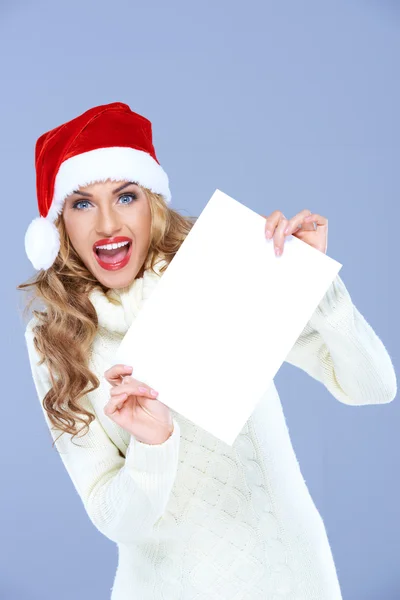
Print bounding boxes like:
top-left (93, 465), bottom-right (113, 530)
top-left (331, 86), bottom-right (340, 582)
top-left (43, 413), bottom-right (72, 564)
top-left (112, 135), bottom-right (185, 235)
top-left (262, 209), bottom-right (328, 256)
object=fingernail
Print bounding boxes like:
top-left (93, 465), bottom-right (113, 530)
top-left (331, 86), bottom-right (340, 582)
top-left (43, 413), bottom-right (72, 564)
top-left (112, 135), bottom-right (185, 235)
top-left (265, 229), bottom-right (272, 238)
top-left (124, 365), bottom-right (133, 370)
top-left (284, 227), bottom-right (290, 234)
top-left (151, 389), bottom-right (159, 396)
top-left (138, 386), bottom-right (148, 393)
top-left (275, 246), bottom-right (281, 256)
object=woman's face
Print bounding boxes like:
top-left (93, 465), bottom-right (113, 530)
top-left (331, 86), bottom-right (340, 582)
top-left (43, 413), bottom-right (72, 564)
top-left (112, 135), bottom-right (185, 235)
top-left (62, 179), bottom-right (152, 289)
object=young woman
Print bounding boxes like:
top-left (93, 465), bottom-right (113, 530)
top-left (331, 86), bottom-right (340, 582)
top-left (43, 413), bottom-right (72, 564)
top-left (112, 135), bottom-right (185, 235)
top-left (19, 101), bottom-right (397, 600)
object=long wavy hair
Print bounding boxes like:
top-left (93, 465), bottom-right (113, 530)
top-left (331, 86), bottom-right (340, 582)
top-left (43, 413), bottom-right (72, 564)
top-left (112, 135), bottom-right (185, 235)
top-left (17, 186), bottom-right (197, 447)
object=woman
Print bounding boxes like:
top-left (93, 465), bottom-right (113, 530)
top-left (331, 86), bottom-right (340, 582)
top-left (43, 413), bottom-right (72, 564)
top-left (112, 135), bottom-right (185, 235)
top-left (19, 101), bottom-right (397, 599)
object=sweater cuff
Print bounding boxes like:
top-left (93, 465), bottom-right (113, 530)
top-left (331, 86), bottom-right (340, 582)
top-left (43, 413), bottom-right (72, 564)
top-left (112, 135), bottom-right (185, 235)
top-left (308, 272), bottom-right (355, 332)
top-left (125, 416), bottom-right (181, 474)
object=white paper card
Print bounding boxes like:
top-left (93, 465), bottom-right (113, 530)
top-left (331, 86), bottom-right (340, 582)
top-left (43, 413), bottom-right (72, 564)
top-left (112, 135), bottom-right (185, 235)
top-left (115, 189), bottom-right (342, 446)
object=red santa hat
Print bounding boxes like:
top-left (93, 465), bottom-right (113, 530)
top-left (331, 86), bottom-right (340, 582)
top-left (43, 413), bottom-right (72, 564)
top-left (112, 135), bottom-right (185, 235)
top-left (25, 101), bottom-right (172, 271)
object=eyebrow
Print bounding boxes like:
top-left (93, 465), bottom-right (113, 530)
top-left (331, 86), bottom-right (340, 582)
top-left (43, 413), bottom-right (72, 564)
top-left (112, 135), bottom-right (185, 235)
top-left (71, 181), bottom-right (138, 197)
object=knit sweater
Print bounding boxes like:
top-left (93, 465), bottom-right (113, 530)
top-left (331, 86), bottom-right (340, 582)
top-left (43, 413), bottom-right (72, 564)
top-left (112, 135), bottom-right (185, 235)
top-left (24, 259), bottom-right (397, 600)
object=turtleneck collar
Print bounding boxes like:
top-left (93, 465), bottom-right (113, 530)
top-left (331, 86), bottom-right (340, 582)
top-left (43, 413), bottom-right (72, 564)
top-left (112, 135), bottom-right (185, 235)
top-left (89, 258), bottom-right (167, 334)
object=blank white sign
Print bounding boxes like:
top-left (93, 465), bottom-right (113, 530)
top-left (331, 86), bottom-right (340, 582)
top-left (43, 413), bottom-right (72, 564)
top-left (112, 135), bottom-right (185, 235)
top-left (115, 189), bottom-right (342, 445)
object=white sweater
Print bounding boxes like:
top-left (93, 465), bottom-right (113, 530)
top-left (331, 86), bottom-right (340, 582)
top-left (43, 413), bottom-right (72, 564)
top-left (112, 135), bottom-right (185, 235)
top-left (24, 259), bottom-right (397, 600)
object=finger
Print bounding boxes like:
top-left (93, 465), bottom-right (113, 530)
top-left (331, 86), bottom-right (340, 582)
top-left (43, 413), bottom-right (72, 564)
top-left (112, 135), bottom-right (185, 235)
top-left (283, 209), bottom-right (312, 235)
top-left (104, 364), bottom-right (133, 384)
top-left (264, 210), bottom-right (285, 239)
top-left (110, 381), bottom-right (159, 400)
top-left (104, 393), bottom-right (128, 415)
top-left (273, 214), bottom-right (289, 256)
top-left (104, 364), bottom-right (133, 378)
top-left (303, 213), bottom-right (327, 227)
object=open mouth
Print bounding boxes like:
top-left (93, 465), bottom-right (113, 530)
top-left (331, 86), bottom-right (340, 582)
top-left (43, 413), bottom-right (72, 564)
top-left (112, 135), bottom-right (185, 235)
top-left (93, 241), bottom-right (133, 269)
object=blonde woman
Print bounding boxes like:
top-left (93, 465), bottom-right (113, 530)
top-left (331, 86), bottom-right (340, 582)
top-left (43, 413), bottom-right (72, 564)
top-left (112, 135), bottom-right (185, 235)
top-left (19, 101), bottom-right (397, 600)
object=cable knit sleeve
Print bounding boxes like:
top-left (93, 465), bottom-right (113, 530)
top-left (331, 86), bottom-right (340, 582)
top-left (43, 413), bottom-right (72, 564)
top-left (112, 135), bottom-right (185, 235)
top-left (284, 273), bottom-right (397, 405)
top-left (24, 320), bottom-right (180, 545)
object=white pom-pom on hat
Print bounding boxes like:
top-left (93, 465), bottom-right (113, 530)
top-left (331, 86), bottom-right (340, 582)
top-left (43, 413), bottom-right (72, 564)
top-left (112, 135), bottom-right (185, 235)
top-left (24, 216), bottom-right (60, 271)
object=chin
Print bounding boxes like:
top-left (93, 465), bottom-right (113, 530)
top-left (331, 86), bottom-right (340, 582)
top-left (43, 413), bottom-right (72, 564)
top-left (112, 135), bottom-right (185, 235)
top-left (91, 256), bottom-right (144, 289)
top-left (95, 268), bottom-right (136, 289)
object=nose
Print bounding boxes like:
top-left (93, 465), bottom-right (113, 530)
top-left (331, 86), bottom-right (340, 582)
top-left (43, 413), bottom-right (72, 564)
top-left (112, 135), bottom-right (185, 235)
top-left (95, 206), bottom-right (123, 238)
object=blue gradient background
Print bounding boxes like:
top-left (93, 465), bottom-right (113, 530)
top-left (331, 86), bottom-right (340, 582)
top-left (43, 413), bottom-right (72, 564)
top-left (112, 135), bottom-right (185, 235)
top-left (3, 0), bottom-right (399, 598)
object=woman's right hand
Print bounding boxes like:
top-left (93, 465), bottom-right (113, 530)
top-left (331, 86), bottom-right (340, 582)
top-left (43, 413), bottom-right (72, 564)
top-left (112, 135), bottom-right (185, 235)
top-left (103, 364), bottom-right (173, 445)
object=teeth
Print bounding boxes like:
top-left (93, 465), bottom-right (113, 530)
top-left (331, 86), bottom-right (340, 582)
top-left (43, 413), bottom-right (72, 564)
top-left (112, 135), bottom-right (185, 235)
top-left (96, 241), bottom-right (130, 250)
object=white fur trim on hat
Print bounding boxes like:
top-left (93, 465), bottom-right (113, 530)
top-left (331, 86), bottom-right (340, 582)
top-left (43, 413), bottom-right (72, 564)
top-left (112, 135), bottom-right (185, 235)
top-left (47, 146), bottom-right (171, 223)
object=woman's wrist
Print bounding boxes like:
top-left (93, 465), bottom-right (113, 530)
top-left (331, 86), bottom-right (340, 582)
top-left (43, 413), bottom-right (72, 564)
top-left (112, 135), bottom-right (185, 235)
top-left (132, 423), bottom-right (174, 445)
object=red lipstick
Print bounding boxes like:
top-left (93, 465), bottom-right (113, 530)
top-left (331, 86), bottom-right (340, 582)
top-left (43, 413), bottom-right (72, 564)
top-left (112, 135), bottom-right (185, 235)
top-left (93, 236), bottom-right (132, 251)
top-left (93, 236), bottom-right (133, 271)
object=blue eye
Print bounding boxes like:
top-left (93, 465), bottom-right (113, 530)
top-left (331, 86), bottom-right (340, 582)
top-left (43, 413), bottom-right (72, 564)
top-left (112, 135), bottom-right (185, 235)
top-left (71, 193), bottom-right (138, 210)
top-left (119, 194), bottom-right (137, 204)
top-left (72, 200), bottom-right (90, 210)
